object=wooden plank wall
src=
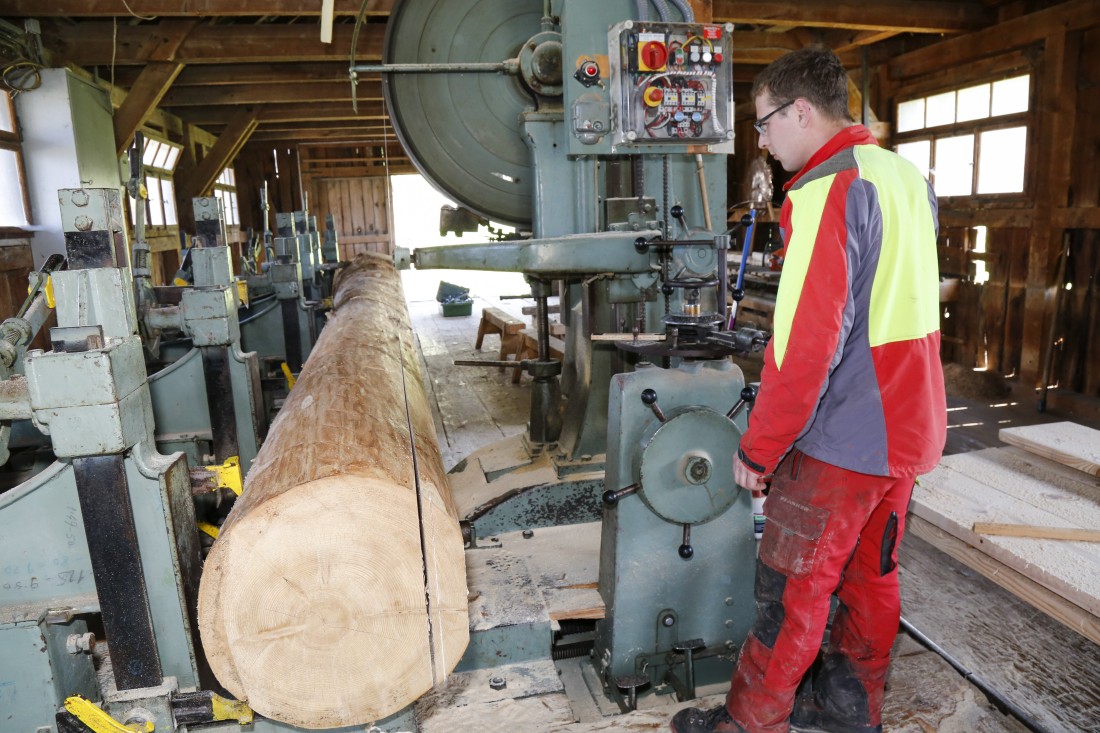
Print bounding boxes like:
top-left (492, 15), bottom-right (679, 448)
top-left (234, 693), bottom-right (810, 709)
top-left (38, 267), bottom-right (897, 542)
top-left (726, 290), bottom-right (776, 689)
top-left (311, 177), bottom-right (391, 257)
top-left (884, 9), bottom-right (1100, 400)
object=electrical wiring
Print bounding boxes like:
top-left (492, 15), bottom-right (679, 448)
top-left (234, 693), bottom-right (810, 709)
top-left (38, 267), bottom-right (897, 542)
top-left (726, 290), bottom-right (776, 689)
top-left (0, 23), bottom-right (43, 93)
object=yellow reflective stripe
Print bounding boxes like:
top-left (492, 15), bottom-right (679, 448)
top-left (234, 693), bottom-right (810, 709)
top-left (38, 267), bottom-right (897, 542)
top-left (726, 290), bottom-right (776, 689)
top-left (855, 146), bottom-right (940, 346)
top-left (772, 175), bottom-right (834, 369)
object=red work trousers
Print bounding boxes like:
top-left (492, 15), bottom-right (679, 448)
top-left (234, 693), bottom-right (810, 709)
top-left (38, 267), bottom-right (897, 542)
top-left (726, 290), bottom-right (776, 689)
top-left (725, 450), bottom-right (915, 733)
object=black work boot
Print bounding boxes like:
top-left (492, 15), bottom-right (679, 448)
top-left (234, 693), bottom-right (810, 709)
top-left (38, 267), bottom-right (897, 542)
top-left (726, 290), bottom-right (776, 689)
top-left (789, 692), bottom-right (882, 733)
top-left (670, 704), bottom-right (748, 733)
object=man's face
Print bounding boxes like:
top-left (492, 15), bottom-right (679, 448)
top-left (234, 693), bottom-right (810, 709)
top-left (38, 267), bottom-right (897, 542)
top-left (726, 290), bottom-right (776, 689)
top-left (754, 94), bottom-right (803, 172)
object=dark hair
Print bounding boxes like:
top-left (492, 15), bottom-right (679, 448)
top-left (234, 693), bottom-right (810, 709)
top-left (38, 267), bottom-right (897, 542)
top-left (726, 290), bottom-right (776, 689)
top-left (751, 47), bottom-right (852, 122)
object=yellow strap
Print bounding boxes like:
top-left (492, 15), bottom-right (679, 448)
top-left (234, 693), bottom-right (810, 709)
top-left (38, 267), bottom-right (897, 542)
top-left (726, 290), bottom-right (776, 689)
top-left (210, 694), bottom-right (254, 724)
top-left (197, 521), bottom-right (220, 539)
top-left (235, 279), bottom-right (250, 308)
top-left (64, 696), bottom-right (154, 733)
top-left (281, 362), bottom-right (296, 390)
top-left (203, 456), bottom-right (242, 496)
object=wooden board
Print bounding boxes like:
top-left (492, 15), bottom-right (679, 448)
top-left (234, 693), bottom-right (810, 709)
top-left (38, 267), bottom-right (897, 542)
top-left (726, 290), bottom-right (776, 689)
top-left (504, 523), bottom-right (605, 622)
top-left (999, 421), bottom-right (1100, 476)
top-left (911, 446), bottom-right (1100, 631)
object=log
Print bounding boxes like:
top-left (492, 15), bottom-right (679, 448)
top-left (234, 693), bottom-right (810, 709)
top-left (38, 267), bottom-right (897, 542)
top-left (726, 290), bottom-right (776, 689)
top-left (198, 253), bottom-right (469, 728)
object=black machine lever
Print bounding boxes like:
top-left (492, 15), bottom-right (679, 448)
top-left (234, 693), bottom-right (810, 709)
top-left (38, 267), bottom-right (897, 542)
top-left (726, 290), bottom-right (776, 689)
top-left (678, 523), bottom-right (694, 560)
top-left (602, 483), bottom-right (639, 506)
top-left (640, 388), bottom-right (666, 422)
top-left (726, 385), bottom-right (758, 421)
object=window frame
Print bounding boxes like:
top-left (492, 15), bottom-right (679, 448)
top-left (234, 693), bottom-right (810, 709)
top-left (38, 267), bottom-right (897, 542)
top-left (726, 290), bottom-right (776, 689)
top-left (129, 135), bottom-right (184, 231)
top-left (893, 69), bottom-right (1035, 204)
top-left (0, 91), bottom-right (32, 235)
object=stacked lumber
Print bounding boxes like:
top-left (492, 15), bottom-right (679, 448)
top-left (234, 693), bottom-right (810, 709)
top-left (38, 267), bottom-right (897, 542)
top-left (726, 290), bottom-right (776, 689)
top-left (910, 421), bottom-right (1100, 645)
top-left (198, 254), bottom-right (469, 728)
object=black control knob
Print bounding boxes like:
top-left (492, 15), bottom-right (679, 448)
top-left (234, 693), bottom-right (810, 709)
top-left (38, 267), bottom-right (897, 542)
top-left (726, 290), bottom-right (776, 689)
top-left (661, 283), bottom-right (674, 297)
top-left (641, 388), bottom-right (657, 405)
top-left (671, 204), bottom-right (685, 220)
top-left (740, 214), bottom-right (754, 227)
top-left (678, 543), bottom-right (694, 560)
top-left (741, 385), bottom-right (758, 403)
top-left (634, 237), bottom-right (650, 253)
top-left (731, 288), bottom-right (745, 302)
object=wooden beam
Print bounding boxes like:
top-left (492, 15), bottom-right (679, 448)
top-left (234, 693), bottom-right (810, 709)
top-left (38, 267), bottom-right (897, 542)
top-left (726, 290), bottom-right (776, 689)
top-left (712, 0), bottom-right (993, 33)
top-left (180, 106), bottom-right (262, 197)
top-left (163, 82), bottom-right (369, 107)
top-left (5, 0), bottom-right (392, 17)
top-left (114, 61), bottom-right (185, 156)
top-left (888, 0), bottom-right (1100, 80)
top-left (249, 130), bottom-right (397, 143)
top-left (46, 21), bottom-right (385, 65)
top-left (1020, 30), bottom-right (1080, 384)
top-left (177, 102), bottom-right (386, 126)
top-left (174, 63), bottom-right (380, 87)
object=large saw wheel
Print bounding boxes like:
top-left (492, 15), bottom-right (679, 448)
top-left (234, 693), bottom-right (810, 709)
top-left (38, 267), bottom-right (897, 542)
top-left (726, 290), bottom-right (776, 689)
top-left (383, 0), bottom-right (552, 228)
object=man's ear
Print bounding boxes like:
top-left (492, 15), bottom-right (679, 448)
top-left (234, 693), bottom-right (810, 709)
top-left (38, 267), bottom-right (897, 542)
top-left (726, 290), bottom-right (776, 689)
top-left (793, 98), bottom-right (813, 128)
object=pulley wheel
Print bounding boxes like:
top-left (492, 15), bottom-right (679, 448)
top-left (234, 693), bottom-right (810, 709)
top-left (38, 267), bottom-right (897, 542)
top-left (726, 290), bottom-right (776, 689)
top-left (383, 0), bottom-right (546, 227)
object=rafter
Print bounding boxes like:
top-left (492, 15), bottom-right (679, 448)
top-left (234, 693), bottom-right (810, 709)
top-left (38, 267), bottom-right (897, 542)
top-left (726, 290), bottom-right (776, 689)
top-left (712, 0), bottom-right (993, 34)
top-left (179, 101), bottom-right (387, 126)
top-left (162, 81), bottom-right (369, 106)
top-left (45, 21), bottom-right (386, 65)
top-left (5, 0), bottom-right (393, 17)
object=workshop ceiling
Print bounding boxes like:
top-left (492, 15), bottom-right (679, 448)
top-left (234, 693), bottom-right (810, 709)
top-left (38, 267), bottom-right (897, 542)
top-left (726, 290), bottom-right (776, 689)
top-left (1, 0), bottom-right (1039, 149)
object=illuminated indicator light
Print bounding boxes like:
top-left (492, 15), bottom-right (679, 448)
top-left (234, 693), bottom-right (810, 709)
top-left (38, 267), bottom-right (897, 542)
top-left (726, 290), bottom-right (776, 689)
top-left (702, 51), bottom-right (713, 63)
top-left (584, 62), bottom-right (599, 77)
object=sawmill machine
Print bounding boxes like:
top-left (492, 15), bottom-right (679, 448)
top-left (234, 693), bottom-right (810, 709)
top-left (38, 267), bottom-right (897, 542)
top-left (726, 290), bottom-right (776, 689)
top-left (378, 0), bottom-right (767, 710)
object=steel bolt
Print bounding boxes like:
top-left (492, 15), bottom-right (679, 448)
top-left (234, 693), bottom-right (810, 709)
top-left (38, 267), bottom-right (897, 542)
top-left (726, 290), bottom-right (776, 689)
top-left (522, 529), bottom-right (534, 539)
top-left (65, 632), bottom-right (95, 654)
top-left (489, 676), bottom-right (507, 690)
top-left (662, 614), bottom-right (676, 627)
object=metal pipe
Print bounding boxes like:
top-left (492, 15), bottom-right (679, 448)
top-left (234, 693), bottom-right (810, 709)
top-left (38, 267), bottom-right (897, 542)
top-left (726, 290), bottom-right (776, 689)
top-left (695, 154), bottom-right (712, 231)
top-left (350, 60), bottom-right (517, 74)
top-left (900, 617), bottom-right (1051, 733)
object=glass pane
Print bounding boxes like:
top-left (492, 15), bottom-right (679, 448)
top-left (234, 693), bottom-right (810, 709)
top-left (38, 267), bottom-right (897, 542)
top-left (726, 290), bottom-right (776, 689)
top-left (0, 148), bottom-right (28, 226)
top-left (143, 139), bottom-right (161, 167)
top-left (227, 168), bottom-right (236, 186)
top-left (933, 134), bottom-right (974, 197)
top-left (162, 178), bottom-right (177, 225)
top-left (162, 145), bottom-right (181, 171)
top-left (146, 176), bottom-right (165, 226)
top-left (957, 83), bottom-right (990, 122)
top-left (152, 142), bottom-right (171, 169)
top-left (0, 92), bottom-right (13, 133)
top-left (926, 91), bottom-right (956, 127)
top-left (992, 75), bottom-right (1029, 116)
top-left (977, 127), bottom-right (1026, 194)
top-left (897, 98), bottom-right (925, 133)
top-left (229, 191), bottom-right (239, 226)
top-left (896, 140), bottom-right (931, 180)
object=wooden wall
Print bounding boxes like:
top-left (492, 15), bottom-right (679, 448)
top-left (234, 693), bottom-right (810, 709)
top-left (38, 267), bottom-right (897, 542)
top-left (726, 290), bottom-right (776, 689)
top-left (877, 4), bottom-right (1100, 399)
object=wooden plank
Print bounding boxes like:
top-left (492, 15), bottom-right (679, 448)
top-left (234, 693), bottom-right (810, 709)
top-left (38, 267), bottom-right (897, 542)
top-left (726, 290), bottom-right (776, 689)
top-left (911, 450), bottom-right (1100, 617)
top-left (179, 106), bottom-right (261, 197)
top-left (999, 421), bottom-right (1100, 477)
top-left (973, 522), bottom-right (1100, 542)
top-left (907, 516), bottom-right (1100, 647)
top-left (711, 0), bottom-right (992, 33)
top-left (4, 0), bottom-right (394, 17)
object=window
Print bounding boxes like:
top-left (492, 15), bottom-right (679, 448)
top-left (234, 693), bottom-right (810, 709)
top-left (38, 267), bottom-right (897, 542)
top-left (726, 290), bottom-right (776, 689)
top-left (129, 136), bottom-right (183, 228)
top-left (894, 74), bottom-right (1030, 198)
top-left (213, 167), bottom-right (239, 227)
top-left (0, 91), bottom-right (30, 229)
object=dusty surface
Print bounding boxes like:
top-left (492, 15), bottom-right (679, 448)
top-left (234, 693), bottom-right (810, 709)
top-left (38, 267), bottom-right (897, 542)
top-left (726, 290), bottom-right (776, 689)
top-left (1000, 421), bottom-right (1100, 476)
top-left (943, 362), bottom-right (1011, 400)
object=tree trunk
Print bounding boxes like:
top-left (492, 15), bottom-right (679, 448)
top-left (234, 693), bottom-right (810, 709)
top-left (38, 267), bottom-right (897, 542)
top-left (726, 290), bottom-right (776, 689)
top-left (198, 253), bottom-right (468, 728)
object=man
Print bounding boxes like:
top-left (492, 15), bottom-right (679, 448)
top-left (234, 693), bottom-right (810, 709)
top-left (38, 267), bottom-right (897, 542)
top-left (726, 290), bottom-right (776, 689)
top-left (671, 47), bottom-right (946, 733)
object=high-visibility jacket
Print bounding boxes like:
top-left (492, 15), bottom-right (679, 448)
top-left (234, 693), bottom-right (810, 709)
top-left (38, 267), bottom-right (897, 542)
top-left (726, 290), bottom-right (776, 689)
top-left (738, 125), bottom-right (946, 478)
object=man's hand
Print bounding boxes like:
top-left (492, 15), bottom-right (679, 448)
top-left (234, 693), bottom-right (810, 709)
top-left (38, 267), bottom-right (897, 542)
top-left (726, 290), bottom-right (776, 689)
top-left (734, 456), bottom-right (769, 492)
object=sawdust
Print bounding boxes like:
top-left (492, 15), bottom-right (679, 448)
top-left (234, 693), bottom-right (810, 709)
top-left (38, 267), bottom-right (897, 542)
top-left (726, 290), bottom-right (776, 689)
top-left (942, 363), bottom-right (1010, 400)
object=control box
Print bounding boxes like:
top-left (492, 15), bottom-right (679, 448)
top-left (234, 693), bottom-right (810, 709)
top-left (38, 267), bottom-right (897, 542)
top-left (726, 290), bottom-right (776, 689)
top-left (607, 20), bottom-right (735, 151)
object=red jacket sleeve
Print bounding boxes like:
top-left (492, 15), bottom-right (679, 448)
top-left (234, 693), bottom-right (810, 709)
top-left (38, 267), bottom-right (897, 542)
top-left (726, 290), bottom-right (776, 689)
top-left (738, 171), bottom-right (857, 474)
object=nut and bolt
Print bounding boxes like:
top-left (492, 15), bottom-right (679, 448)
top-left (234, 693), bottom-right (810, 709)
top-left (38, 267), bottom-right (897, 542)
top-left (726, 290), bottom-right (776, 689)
top-left (522, 529), bottom-right (534, 539)
top-left (65, 632), bottom-right (96, 654)
top-left (489, 676), bottom-right (507, 690)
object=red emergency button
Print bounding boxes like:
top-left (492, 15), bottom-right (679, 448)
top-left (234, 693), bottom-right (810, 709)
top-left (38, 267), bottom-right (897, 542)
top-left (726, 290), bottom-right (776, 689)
top-left (640, 40), bottom-right (668, 71)
top-left (643, 86), bottom-right (664, 107)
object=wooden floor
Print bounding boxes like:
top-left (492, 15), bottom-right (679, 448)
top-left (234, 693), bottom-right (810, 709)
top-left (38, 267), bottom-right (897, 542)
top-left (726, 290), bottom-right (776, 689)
top-left (406, 289), bottom-right (1100, 733)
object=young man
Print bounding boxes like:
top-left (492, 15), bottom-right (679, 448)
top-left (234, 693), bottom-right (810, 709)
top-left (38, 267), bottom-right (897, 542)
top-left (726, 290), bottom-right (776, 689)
top-left (671, 47), bottom-right (946, 733)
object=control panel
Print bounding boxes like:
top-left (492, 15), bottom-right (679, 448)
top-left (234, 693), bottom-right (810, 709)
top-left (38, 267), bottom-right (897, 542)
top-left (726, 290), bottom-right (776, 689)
top-left (607, 21), bottom-right (735, 151)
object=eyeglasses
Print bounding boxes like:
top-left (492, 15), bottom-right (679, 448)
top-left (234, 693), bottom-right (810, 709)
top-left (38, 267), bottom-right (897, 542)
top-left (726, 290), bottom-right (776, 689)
top-left (753, 100), bottom-right (794, 135)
